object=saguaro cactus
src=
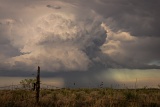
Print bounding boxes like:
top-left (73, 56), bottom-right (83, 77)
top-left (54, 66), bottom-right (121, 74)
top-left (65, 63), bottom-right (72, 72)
top-left (36, 66), bottom-right (40, 103)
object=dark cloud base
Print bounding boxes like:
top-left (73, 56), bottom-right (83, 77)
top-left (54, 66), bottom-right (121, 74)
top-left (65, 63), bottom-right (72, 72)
top-left (0, 0), bottom-right (160, 87)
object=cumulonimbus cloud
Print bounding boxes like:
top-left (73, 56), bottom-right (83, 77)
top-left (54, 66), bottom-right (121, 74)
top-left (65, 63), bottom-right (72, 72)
top-left (1, 0), bottom-right (160, 74)
top-left (7, 13), bottom-right (112, 72)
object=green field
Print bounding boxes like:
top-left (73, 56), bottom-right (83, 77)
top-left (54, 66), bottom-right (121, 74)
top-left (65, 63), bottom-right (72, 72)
top-left (0, 88), bottom-right (160, 107)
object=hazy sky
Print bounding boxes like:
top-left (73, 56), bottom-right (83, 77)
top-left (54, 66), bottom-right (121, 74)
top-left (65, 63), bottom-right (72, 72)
top-left (0, 0), bottom-right (160, 88)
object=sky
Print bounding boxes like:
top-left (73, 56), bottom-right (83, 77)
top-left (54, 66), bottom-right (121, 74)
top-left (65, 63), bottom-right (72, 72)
top-left (0, 0), bottom-right (160, 88)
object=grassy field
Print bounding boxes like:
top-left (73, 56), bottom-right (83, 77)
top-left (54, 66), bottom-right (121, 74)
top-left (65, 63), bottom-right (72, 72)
top-left (0, 88), bottom-right (160, 107)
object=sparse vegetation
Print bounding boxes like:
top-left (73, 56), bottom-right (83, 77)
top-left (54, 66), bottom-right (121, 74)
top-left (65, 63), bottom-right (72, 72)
top-left (20, 79), bottom-right (36, 89)
top-left (0, 88), bottom-right (160, 107)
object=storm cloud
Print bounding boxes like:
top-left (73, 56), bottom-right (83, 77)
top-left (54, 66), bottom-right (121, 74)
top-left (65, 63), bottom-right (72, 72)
top-left (0, 0), bottom-right (160, 76)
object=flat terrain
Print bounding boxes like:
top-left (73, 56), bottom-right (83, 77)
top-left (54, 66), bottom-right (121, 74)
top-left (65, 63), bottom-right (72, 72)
top-left (0, 88), bottom-right (160, 107)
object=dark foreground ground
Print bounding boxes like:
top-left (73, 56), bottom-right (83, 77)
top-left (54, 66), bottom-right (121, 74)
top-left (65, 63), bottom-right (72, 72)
top-left (0, 88), bottom-right (160, 107)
